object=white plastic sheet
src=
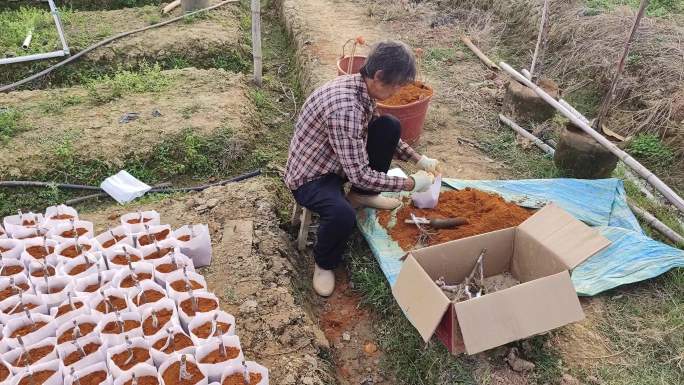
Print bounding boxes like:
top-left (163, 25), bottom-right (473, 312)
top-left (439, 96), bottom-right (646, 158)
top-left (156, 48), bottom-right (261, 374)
top-left (101, 170), bottom-right (152, 204)
top-left (173, 224), bottom-right (212, 268)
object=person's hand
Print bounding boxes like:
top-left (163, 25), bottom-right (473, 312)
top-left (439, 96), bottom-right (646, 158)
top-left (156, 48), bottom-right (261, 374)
top-left (410, 171), bottom-right (434, 193)
top-left (417, 155), bottom-right (439, 173)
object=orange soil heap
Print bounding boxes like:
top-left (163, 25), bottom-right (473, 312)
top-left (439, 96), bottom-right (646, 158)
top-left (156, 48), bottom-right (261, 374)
top-left (101, 235), bottom-right (126, 249)
top-left (144, 247), bottom-right (172, 260)
top-left (11, 321), bottom-right (48, 338)
top-left (120, 272), bottom-right (153, 288)
top-left (152, 333), bottom-right (194, 353)
top-left (78, 371), bottom-right (107, 385)
top-left (222, 373), bottom-right (262, 385)
top-left (199, 346), bottom-right (240, 363)
top-left (378, 188), bottom-right (534, 250)
top-left (112, 347), bottom-right (150, 370)
top-left (63, 342), bottom-right (100, 365)
top-left (124, 376), bottom-right (158, 385)
top-left (0, 282), bottom-right (30, 301)
top-left (50, 214), bottom-right (74, 220)
top-left (162, 361), bottom-right (205, 385)
top-left (60, 228), bottom-right (88, 238)
top-left (102, 320), bottom-right (140, 334)
top-left (60, 244), bottom-right (91, 258)
top-left (378, 81), bottom-right (432, 106)
top-left (138, 229), bottom-right (170, 246)
top-left (133, 290), bottom-right (165, 306)
top-left (0, 363), bottom-right (8, 381)
top-left (180, 297), bottom-right (217, 316)
top-left (142, 308), bottom-right (173, 335)
top-left (1, 265), bottom-right (24, 276)
top-left (18, 370), bottom-right (55, 385)
top-left (56, 301), bottom-right (84, 317)
top-left (170, 280), bottom-right (204, 292)
top-left (26, 245), bottom-right (54, 258)
top-left (58, 322), bottom-right (96, 344)
top-left (192, 321), bottom-right (231, 339)
top-left (13, 344), bottom-right (55, 366)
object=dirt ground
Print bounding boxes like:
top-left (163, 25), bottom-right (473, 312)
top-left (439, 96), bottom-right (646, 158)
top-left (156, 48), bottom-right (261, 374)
top-left (81, 178), bottom-right (335, 384)
top-left (0, 68), bottom-right (253, 179)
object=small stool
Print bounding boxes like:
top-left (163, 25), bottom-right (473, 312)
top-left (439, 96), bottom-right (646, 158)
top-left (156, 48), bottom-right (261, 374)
top-left (291, 202), bottom-right (312, 251)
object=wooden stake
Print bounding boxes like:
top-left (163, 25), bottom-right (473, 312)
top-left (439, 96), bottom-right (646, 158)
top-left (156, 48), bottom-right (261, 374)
top-left (498, 114), bottom-right (555, 155)
top-left (594, 0), bottom-right (649, 131)
top-left (529, 0), bottom-right (550, 81)
top-left (499, 61), bottom-right (684, 213)
top-left (251, 0), bottom-right (263, 87)
top-left (460, 35), bottom-right (499, 71)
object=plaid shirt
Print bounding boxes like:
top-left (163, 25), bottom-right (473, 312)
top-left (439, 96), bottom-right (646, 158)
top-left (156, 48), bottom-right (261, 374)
top-left (285, 74), bottom-right (418, 192)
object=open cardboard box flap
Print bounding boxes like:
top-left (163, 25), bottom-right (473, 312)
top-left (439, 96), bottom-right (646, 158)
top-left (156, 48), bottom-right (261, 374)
top-left (392, 203), bottom-right (611, 354)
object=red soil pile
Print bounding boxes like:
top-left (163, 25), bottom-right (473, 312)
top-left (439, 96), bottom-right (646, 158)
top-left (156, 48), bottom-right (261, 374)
top-left (1, 265), bottom-right (24, 276)
top-left (132, 290), bottom-right (165, 306)
top-left (162, 361), bottom-right (205, 385)
top-left (138, 229), bottom-right (170, 246)
top-left (120, 273), bottom-right (153, 288)
top-left (0, 363), bottom-right (8, 381)
top-left (58, 322), bottom-right (96, 344)
top-left (60, 244), bottom-right (91, 258)
top-left (18, 370), bottom-right (55, 385)
top-left (84, 282), bottom-right (104, 292)
top-left (180, 297), bottom-right (217, 316)
top-left (156, 263), bottom-right (179, 274)
top-left (111, 347), bottom-right (150, 370)
top-left (127, 217), bottom-right (152, 224)
top-left (69, 263), bottom-right (92, 276)
top-left (60, 228), bottom-right (88, 238)
top-left (378, 188), bottom-right (534, 250)
top-left (378, 81), bottom-right (432, 106)
top-left (63, 342), bottom-right (100, 366)
top-left (222, 373), bottom-right (263, 385)
top-left (50, 214), bottom-right (74, 220)
top-left (192, 321), bottom-right (231, 339)
top-left (0, 247), bottom-right (9, 252)
top-left (102, 319), bottom-right (140, 334)
top-left (31, 266), bottom-right (55, 278)
top-left (199, 346), bottom-right (240, 364)
top-left (48, 285), bottom-right (66, 294)
top-left (79, 370), bottom-right (107, 385)
top-left (26, 245), bottom-right (54, 258)
top-left (5, 302), bottom-right (37, 314)
top-left (170, 280), bottom-right (204, 292)
top-left (152, 333), bottom-right (194, 353)
top-left (111, 254), bottom-right (141, 265)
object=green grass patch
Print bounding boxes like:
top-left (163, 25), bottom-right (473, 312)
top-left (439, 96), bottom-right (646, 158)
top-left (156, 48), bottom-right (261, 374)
top-left (85, 63), bottom-right (171, 104)
top-left (563, 87), bottom-right (602, 120)
top-left (585, 0), bottom-right (684, 16)
top-left (36, 94), bottom-right (84, 114)
top-left (626, 133), bottom-right (675, 175)
top-left (0, 108), bottom-right (23, 143)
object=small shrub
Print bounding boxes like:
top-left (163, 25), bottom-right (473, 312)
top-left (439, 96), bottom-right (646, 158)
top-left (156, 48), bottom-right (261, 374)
top-left (0, 108), bottom-right (22, 143)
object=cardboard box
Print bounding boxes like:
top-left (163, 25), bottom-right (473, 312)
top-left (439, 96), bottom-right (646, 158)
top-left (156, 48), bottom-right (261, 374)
top-left (392, 203), bottom-right (611, 355)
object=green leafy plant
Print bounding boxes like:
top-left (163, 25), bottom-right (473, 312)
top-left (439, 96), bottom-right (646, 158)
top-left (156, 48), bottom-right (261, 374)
top-left (627, 133), bottom-right (675, 172)
top-left (0, 108), bottom-right (22, 143)
top-left (85, 63), bottom-right (171, 104)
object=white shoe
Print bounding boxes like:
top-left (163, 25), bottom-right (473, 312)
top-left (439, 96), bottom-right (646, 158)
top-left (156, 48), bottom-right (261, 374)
top-left (347, 192), bottom-right (401, 210)
top-left (313, 264), bottom-right (335, 297)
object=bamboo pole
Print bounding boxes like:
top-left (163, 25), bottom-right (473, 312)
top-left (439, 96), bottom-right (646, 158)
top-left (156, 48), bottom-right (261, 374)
top-left (499, 61), bottom-right (684, 213)
top-left (628, 201), bottom-right (684, 245)
top-left (251, 0), bottom-right (263, 87)
top-left (163, 0), bottom-right (181, 14)
top-left (498, 114), bottom-right (555, 155)
top-left (460, 35), bottom-right (499, 71)
top-left (594, 0), bottom-right (649, 131)
top-left (528, 0), bottom-right (550, 81)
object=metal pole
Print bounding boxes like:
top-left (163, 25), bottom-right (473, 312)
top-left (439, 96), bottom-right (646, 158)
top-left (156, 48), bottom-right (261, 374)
top-left (48, 0), bottom-right (70, 55)
top-left (0, 51), bottom-right (67, 66)
top-left (499, 61), bottom-right (684, 213)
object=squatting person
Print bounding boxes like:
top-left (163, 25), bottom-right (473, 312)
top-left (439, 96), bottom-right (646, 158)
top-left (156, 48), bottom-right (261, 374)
top-left (285, 41), bottom-right (440, 297)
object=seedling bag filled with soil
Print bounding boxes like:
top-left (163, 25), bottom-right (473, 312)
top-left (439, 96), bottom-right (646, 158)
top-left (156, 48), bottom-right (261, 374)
top-left (4, 313), bottom-right (55, 349)
top-left (140, 240), bottom-right (178, 261)
top-left (152, 253), bottom-right (195, 286)
top-left (27, 263), bottom-right (58, 289)
top-left (106, 337), bottom-right (153, 377)
top-left (129, 280), bottom-right (167, 313)
top-left (0, 294), bottom-right (48, 324)
top-left (96, 311), bottom-right (142, 347)
top-left (56, 314), bottom-right (99, 346)
top-left (140, 298), bottom-right (180, 339)
top-left (59, 253), bottom-right (105, 279)
top-left (64, 362), bottom-right (112, 385)
top-left (88, 288), bottom-right (130, 316)
top-left (112, 262), bottom-right (156, 295)
top-left (95, 226), bottom-right (133, 250)
top-left (44, 205), bottom-right (78, 224)
top-left (57, 333), bottom-right (106, 371)
top-left (188, 311), bottom-right (236, 346)
top-left (56, 238), bottom-right (98, 261)
top-left (164, 270), bottom-right (207, 298)
top-left (159, 354), bottom-right (208, 385)
top-left (131, 225), bottom-right (172, 248)
top-left (174, 292), bottom-right (219, 329)
top-left (111, 363), bottom-right (159, 385)
top-left (121, 211), bottom-right (161, 232)
top-left (9, 358), bottom-right (62, 385)
top-left (2, 337), bottom-right (57, 373)
top-left (0, 358), bottom-right (11, 383)
top-left (173, 225), bottom-right (212, 268)
top-left (3, 213), bottom-right (44, 230)
top-left (20, 237), bottom-right (59, 266)
top-left (105, 247), bottom-right (144, 270)
top-left (47, 220), bottom-right (94, 242)
top-left (50, 293), bottom-right (90, 325)
top-left (0, 239), bottom-right (23, 260)
top-left (196, 335), bottom-right (244, 382)
top-left (0, 260), bottom-right (26, 280)
top-left (149, 325), bottom-right (196, 367)
top-left (219, 361), bottom-right (268, 385)
top-left (35, 276), bottom-right (74, 309)
top-left (0, 275), bottom-right (33, 302)
top-left (74, 270), bottom-right (116, 295)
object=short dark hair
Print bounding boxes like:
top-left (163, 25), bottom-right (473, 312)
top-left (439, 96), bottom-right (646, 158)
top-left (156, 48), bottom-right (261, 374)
top-left (360, 41), bottom-right (416, 86)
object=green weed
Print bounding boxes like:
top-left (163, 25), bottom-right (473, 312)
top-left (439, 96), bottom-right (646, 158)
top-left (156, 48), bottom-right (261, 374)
top-left (0, 6), bottom-right (74, 56)
top-left (0, 108), bottom-right (22, 143)
top-left (36, 94), bottom-right (84, 114)
top-left (85, 63), bottom-right (171, 104)
top-left (564, 87), bottom-right (602, 119)
top-left (477, 127), bottom-right (559, 179)
top-left (627, 134), bottom-right (675, 174)
top-left (584, 0), bottom-right (684, 16)
top-left (180, 104), bottom-right (201, 119)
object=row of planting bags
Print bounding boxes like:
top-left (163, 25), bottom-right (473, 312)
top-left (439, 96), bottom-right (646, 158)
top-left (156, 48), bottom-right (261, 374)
top-left (0, 205), bottom-right (269, 385)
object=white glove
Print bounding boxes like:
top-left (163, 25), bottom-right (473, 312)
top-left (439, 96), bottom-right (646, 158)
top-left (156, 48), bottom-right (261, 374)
top-left (417, 155), bottom-right (439, 173)
top-left (410, 171), bottom-right (434, 193)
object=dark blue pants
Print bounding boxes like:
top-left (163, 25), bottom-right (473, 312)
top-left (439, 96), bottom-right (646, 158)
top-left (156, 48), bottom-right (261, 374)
top-left (292, 115), bottom-right (401, 269)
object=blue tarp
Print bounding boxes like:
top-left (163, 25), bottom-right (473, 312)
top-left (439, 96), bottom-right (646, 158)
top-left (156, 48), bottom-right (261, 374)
top-left (356, 178), bottom-right (684, 296)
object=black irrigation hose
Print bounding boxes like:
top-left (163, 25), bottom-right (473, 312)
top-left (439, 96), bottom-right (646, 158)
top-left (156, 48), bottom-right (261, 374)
top-left (0, 181), bottom-right (102, 190)
top-left (65, 169), bottom-right (262, 205)
top-left (0, 0), bottom-right (239, 93)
